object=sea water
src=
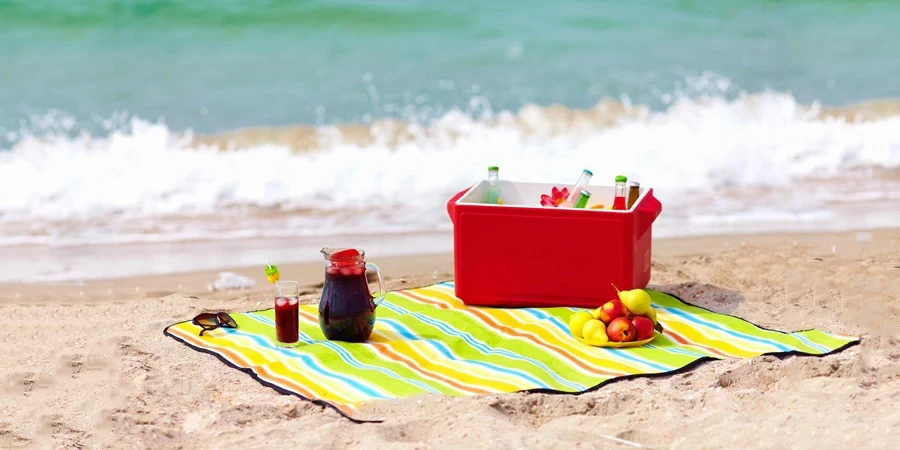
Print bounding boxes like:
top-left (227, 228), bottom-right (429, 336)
top-left (1, 0), bottom-right (899, 281)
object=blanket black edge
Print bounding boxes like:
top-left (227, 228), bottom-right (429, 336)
top-left (162, 288), bottom-right (862, 424)
top-left (162, 326), bottom-right (382, 424)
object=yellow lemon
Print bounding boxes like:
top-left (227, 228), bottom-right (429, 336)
top-left (582, 319), bottom-right (609, 342)
top-left (568, 311), bottom-right (594, 338)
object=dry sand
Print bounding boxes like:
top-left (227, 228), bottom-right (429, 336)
top-left (1, 230), bottom-right (899, 449)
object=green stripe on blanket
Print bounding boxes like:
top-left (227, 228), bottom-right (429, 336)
top-left (164, 282), bottom-right (858, 422)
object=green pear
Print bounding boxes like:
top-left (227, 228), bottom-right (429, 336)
top-left (569, 311), bottom-right (594, 338)
top-left (613, 284), bottom-right (652, 316)
top-left (645, 306), bottom-right (657, 325)
top-left (582, 319), bottom-right (609, 342)
top-left (644, 306), bottom-right (664, 332)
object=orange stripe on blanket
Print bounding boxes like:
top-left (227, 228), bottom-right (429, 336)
top-left (368, 343), bottom-right (493, 395)
top-left (662, 328), bottom-right (730, 358)
top-left (401, 290), bottom-right (626, 378)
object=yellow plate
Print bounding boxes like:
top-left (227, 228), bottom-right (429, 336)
top-left (575, 331), bottom-right (660, 348)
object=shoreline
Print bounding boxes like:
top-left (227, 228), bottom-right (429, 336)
top-left (3, 227), bottom-right (897, 302)
top-left (4, 92), bottom-right (899, 273)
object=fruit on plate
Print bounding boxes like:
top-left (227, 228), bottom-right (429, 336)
top-left (582, 319), bottom-right (608, 342)
top-left (569, 288), bottom-right (662, 346)
top-left (568, 311), bottom-right (595, 338)
top-left (631, 316), bottom-right (655, 341)
top-left (645, 306), bottom-right (657, 325)
top-left (606, 317), bottom-right (636, 342)
top-left (613, 285), bottom-right (652, 315)
top-left (646, 306), bottom-right (664, 332)
top-left (596, 299), bottom-right (627, 323)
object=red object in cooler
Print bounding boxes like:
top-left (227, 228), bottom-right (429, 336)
top-left (446, 184), bottom-right (662, 308)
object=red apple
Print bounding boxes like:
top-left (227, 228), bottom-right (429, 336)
top-left (606, 317), bottom-right (636, 342)
top-left (631, 316), bottom-right (655, 341)
top-left (597, 300), bottom-right (627, 324)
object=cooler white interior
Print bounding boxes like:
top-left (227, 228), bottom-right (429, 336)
top-left (456, 180), bottom-right (647, 212)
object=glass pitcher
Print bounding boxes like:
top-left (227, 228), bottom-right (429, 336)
top-left (318, 247), bottom-right (385, 342)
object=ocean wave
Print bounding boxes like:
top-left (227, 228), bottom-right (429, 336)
top-left (192, 95), bottom-right (900, 151)
top-left (1, 91), bottom-right (899, 245)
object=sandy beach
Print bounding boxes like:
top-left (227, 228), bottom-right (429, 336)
top-left (2, 229), bottom-right (898, 449)
top-left (6, 2), bottom-right (900, 448)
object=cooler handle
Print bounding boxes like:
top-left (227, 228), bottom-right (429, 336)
top-left (635, 188), bottom-right (662, 239)
top-left (446, 187), bottom-right (470, 225)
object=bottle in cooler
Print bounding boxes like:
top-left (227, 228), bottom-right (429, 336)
top-left (573, 190), bottom-right (591, 209)
top-left (560, 169), bottom-right (593, 207)
top-left (487, 166), bottom-right (500, 204)
top-left (627, 181), bottom-right (641, 209)
top-left (612, 175), bottom-right (628, 210)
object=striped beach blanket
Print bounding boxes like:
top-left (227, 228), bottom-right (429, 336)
top-left (165, 282), bottom-right (858, 422)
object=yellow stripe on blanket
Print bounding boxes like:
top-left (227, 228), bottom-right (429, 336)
top-left (165, 282), bottom-right (858, 422)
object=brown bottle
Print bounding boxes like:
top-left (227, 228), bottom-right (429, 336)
top-left (626, 182), bottom-right (641, 209)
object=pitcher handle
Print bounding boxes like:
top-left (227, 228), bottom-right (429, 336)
top-left (366, 262), bottom-right (386, 306)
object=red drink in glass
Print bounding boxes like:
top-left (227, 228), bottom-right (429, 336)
top-left (274, 281), bottom-right (300, 347)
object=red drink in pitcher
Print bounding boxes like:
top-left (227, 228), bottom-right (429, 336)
top-left (318, 248), bottom-right (385, 342)
top-left (274, 281), bottom-right (300, 346)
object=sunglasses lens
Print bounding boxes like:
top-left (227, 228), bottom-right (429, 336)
top-left (219, 313), bottom-right (237, 328)
top-left (193, 313), bottom-right (219, 327)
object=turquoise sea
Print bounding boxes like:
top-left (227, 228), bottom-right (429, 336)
top-left (1, 0), bottom-right (899, 281)
top-left (2, 0), bottom-right (900, 135)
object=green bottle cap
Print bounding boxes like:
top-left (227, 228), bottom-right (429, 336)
top-left (488, 166), bottom-right (499, 171)
top-left (583, 169), bottom-right (593, 176)
top-left (615, 175), bottom-right (627, 183)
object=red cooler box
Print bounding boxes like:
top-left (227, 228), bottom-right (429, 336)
top-left (446, 180), bottom-right (662, 308)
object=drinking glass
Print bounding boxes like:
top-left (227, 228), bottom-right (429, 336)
top-left (274, 280), bottom-right (300, 347)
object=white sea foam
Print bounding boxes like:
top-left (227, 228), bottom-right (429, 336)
top-left (1, 91), bottom-right (899, 247)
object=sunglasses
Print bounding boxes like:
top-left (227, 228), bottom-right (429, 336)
top-left (192, 312), bottom-right (237, 336)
